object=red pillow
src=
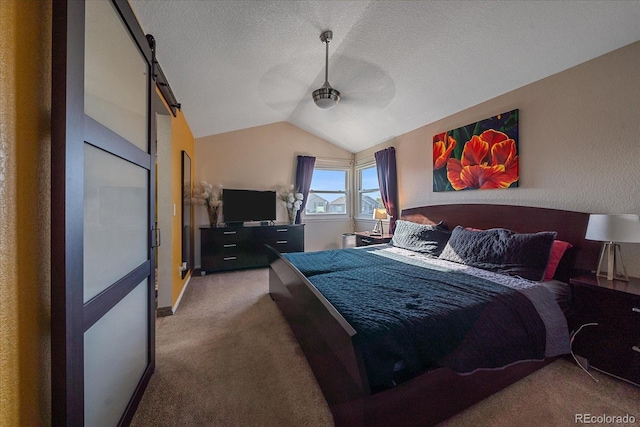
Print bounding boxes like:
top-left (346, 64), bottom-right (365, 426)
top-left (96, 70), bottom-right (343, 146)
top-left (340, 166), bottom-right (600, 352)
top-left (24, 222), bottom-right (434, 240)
top-left (544, 240), bottom-right (573, 280)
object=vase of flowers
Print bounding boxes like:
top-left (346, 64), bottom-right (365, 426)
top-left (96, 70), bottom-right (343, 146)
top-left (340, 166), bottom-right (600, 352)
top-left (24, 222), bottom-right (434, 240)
top-left (192, 181), bottom-right (222, 226)
top-left (279, 185), bottom-right (304, 225)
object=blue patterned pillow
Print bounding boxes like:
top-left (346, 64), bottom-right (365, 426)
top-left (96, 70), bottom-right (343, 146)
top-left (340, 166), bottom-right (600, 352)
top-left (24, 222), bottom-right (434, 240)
top-left (391, 220), bottom-right (451, 256)
top-left (438, 226), bottom-right (557, 281)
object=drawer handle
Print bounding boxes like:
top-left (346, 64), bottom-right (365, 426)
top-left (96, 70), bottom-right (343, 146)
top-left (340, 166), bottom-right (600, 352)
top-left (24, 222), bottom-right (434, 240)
top-left (277, 229), bottom-right (288, 232)
top-left (276, 240), bottom-right (287, 244)
top-left (223, 244), bottom-right (237, 248)
top-left (632, 307), bottom-right (640, 313)
top-left (362, 239), bottom-right (371, 244)
top-left (633, 346), bottom-right (640, 353)
top-left (223, 231), bottom-right (237, 235)
top-left (223, 256), bottom-right (237, 261)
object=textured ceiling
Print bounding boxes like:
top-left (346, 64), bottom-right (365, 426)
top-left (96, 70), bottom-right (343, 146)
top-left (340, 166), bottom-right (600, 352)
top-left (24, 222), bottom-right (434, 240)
top-left (129, 0), bottom-right (640, 153)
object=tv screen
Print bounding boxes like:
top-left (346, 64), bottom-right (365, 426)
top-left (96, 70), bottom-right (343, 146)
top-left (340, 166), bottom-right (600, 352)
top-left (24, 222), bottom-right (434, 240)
top-left (222, 189), bottom-right (276, 223)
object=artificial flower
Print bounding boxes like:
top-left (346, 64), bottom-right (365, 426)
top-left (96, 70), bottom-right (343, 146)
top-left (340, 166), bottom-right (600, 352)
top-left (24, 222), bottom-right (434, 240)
top-left (279, 185), bottom-right (304, 224)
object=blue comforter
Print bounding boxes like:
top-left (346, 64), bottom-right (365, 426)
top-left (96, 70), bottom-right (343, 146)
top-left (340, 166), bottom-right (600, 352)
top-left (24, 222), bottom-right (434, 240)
top-left (284, 246), bottom-right (569, 392)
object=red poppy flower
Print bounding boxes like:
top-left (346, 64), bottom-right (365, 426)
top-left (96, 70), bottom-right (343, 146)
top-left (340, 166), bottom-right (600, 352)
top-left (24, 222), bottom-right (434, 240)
top-left (433, 133), bottom-right (456, 170)
top-left (446, 130), bottom-right (518, 190)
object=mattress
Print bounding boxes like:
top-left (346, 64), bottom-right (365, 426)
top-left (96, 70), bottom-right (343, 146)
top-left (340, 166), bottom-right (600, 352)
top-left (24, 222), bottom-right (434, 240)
top-left (284, 245), bottom-right (570, 391)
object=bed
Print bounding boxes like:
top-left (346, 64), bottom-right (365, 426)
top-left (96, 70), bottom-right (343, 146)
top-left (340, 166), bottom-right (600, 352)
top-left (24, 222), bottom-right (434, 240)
top-left (267, 204), bottom-right (601, 426)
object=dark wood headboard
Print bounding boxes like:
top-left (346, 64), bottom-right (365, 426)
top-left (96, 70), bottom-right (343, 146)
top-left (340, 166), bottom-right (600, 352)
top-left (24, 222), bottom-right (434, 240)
top-left (401, 204), bottom-right (600, 277)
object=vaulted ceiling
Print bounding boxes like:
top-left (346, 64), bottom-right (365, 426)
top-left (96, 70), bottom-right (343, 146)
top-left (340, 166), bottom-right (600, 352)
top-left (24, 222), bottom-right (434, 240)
top-left (129, 0), bottom-right (640, 153)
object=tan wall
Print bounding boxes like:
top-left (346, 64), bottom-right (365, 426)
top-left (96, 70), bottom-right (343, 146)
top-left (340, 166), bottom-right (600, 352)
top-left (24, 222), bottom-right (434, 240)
top-left (0, 1), bottom-right (52, 425)
top-left (356, 41), bottom-right (640, 277)
top-left (194, 121), bottom-right (354, 261)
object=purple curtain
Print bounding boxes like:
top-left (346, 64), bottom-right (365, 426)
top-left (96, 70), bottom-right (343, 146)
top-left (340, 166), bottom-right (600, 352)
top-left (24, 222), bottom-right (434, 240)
top-left (374, 147), bottom-right (399, 233)
top-left (295, 155), bottom-right (316, 224)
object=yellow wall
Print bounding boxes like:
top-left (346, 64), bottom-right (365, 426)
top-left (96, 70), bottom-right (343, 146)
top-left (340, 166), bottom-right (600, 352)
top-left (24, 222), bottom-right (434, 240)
top-left (0, 1), bottom-right (52, 425)
top-left (170, 110), bottom-right (195, 304)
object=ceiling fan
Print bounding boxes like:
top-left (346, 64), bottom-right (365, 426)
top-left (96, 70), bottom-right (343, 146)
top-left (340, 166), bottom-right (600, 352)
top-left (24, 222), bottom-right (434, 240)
top-left (312, 30), bottom-right (341, 109)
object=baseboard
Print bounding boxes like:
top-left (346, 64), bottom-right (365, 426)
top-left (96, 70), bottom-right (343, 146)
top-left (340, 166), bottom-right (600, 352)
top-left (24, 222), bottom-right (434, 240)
top-left (171, 274), bottom-right (191, 314)
top-left (156, 306), bottom-right (173, 317)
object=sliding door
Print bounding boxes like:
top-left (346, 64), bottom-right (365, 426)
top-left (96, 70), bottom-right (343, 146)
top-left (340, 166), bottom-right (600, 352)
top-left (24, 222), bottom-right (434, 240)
top-left (52, 0), bottom-right (156, 425)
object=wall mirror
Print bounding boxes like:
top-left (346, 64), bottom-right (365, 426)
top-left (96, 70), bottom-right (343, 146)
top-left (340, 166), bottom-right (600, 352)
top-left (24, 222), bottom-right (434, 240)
top-left (181, 151), bottom-right (192, 279)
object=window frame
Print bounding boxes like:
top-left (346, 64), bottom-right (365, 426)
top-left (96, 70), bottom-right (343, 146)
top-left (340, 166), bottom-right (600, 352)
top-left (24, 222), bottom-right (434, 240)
top-left (304, 158), bottom-right (352, 222)
top-left (355, 161), bottom-right (383, 220)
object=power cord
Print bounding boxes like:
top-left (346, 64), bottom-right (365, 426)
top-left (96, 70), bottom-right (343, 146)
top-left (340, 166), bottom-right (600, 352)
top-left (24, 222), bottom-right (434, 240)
top-left (570, 322), bottom-right (599, 383)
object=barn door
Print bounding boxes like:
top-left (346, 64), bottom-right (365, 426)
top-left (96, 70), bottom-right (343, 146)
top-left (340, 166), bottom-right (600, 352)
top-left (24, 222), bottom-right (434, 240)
top-left (52, 0), bottom-right (156, 425)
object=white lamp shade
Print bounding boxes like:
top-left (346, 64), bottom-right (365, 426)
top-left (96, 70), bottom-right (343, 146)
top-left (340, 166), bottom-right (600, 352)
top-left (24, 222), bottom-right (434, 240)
top-left (585, 214), bottom-right (640, 243)
top-left (373, 208), bottom-right (388, 220)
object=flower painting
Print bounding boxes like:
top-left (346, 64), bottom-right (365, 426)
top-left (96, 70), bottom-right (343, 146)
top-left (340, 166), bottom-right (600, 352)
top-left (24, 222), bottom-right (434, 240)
top-left (433, 109), bottom-right (519, 192)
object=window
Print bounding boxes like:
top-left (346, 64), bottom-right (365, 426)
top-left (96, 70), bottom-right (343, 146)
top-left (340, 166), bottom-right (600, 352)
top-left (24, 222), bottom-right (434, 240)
top-left (357, 164), bottom-right (383, 218)
top-left (306, 164), bottom-right (350, 218)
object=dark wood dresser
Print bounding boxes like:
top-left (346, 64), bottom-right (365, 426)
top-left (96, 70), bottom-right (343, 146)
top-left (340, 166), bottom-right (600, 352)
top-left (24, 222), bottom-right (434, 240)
top-left (570, 274), bottom-right (640, 385)
top-left (201, 224), bottom-right (304, 273)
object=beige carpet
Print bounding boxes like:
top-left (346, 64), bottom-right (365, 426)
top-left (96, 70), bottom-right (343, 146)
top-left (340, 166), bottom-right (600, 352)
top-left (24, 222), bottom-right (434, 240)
top-left (132, 269), bottom-right (640, 427)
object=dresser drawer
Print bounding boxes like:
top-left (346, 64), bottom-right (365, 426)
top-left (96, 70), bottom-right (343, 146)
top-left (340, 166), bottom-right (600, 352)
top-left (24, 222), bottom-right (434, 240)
top-left (204, 253), bottom-right (262, 272)
top-left (258, 225), bottom-right (304, 254)
top-left (574, 323), bottom-right (640, 384)
top-left (573, 286), bottom-right (640, 330)
top-left (259, 226), bottom-right (299, 240)
top-left (212, 227), bottom-right (253, 241)
top-left (260, 239), bottom-right (302, 254)
top-left (201, 227), bottom-right (252, 247)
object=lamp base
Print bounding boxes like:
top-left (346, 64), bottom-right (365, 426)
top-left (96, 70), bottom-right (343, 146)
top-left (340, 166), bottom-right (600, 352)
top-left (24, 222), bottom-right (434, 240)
top-left (371, 220), bottom-right (383, 236)
top-left (596, 242), bottom-right (629, 281)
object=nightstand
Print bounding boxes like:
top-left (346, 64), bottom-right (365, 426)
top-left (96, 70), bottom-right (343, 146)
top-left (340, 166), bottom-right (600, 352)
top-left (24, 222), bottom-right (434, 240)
top-left (570, 274), bottom-right (640, 385)
top-left (354, 231), bottom-right (393, 247)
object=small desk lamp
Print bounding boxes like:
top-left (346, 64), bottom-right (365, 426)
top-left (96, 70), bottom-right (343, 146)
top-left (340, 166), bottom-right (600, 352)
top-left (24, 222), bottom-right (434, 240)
top-left (585, 214), bottom-right (640, 281)
top-left (372, 208), bottom-right (388, 235)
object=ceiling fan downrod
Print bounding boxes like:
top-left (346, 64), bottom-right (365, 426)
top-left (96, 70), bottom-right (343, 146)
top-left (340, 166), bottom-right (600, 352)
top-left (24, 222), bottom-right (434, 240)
top-left (312, 30), bottom-right (341, 109)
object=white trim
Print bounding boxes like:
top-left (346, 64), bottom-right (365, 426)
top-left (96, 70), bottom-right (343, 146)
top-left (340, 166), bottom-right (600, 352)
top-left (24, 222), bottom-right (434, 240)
top-left (306, 161), bottom-right (352, 219)
top-left (304, 215), bottom-right (350, 222)
top-left (171, 273), bottom-right (191, 314)
top-left (355, 155), bottom-right (375, 166)
top-left (355, 158), bottom-right (376, 170)
top-left (303, 217), bottom-right (353, 223)
top-left (355, 163), bottom-right (382, 220)
top-left (314, 156), bottom-right (354, 167)
top-left (356, 218), bottom-right (390, 224)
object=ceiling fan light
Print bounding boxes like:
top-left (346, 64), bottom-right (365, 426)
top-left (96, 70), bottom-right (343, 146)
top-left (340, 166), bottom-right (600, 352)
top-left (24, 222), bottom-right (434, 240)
top-left (312, 85), bottom-right (341, 109)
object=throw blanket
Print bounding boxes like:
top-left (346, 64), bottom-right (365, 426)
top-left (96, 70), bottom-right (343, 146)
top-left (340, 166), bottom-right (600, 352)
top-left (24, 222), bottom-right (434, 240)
top-left (284, 246), bottom-right (570, 392)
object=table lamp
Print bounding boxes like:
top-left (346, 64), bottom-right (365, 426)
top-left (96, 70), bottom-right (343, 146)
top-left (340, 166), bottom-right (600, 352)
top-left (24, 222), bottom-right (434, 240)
top-left (372, 208), bottom-right (387, 235)
top-left (585, 214), bottom-right (640, 281)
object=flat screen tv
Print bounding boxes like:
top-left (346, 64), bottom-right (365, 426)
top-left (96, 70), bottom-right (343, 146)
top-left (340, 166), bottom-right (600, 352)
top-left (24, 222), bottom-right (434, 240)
top-left (222, 189), bottom-right (276, 224)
